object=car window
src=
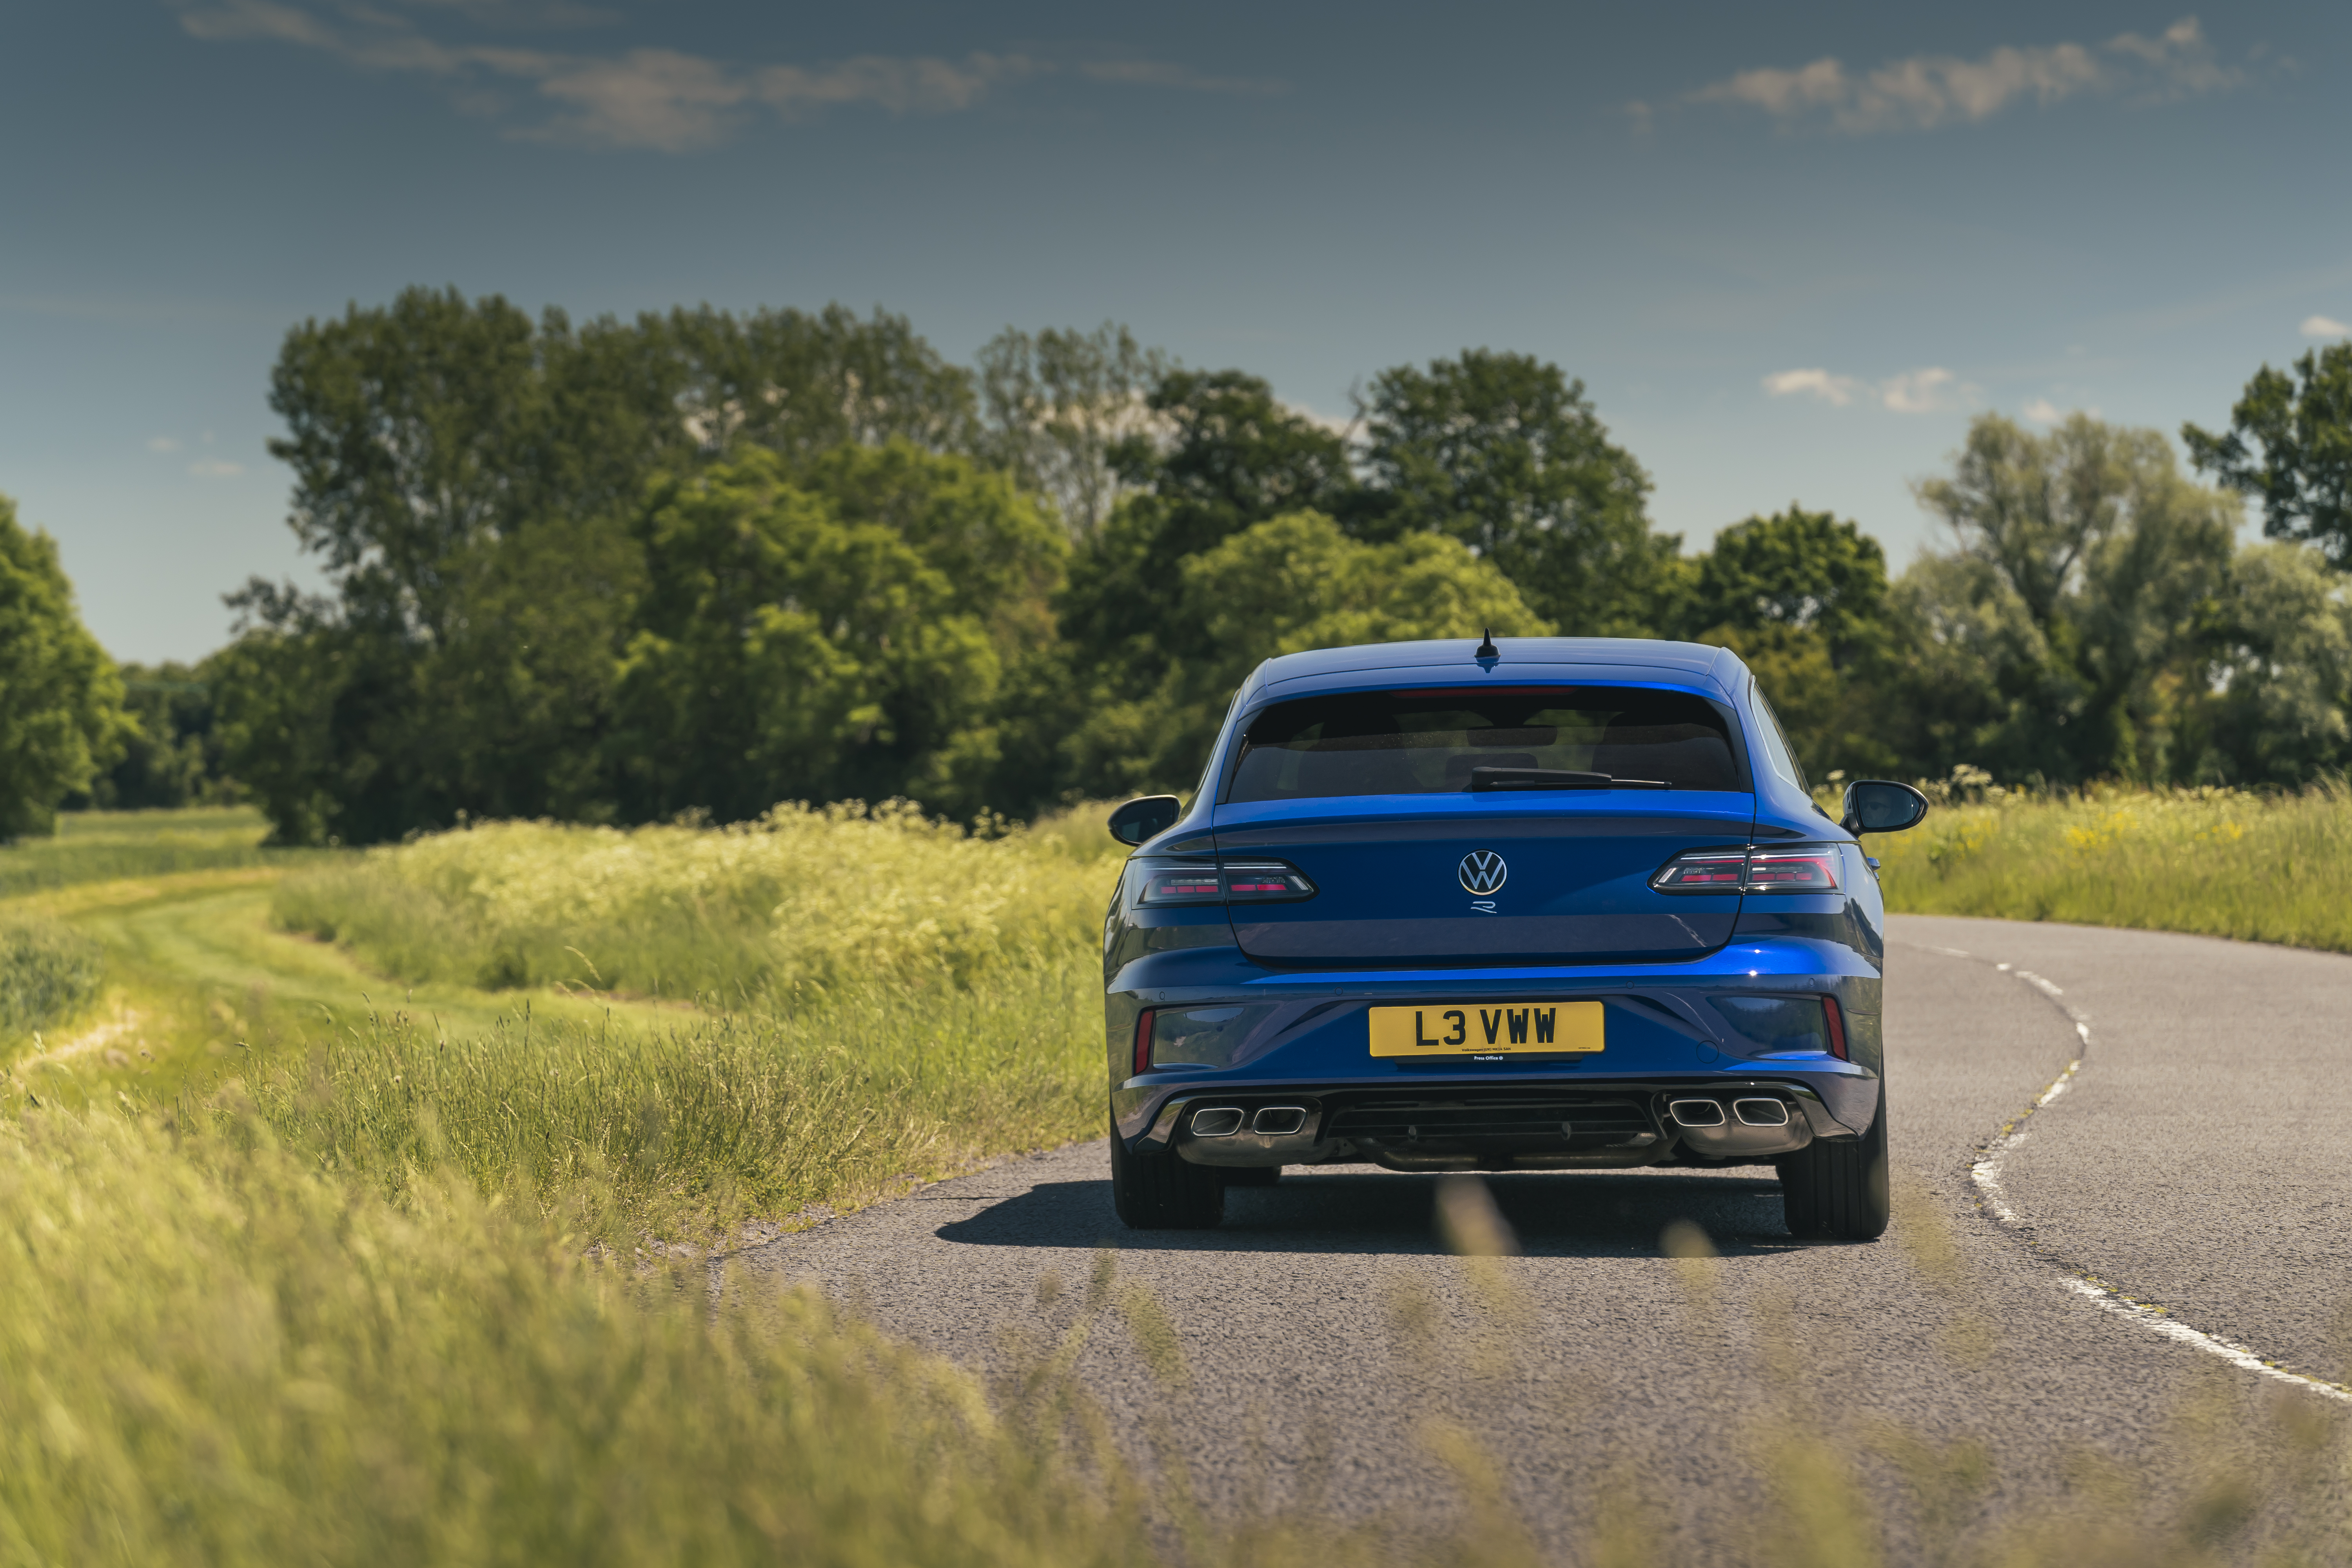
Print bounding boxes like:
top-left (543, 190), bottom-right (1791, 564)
top-left (1751, 684), bottom-right (1809, 793)
top-left (1226, 686), bottom-right (1743, 802)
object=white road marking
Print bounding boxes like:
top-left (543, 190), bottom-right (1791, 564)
top-left (1939, 949), bottom-right (2352, 1403)
top-left (2060, 1277), bottom-right (2352, 1403)
top-left (1967, 1054), bottom-right (2080, 1226)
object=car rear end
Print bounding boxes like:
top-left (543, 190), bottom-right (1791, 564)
top-left (1103, 635), bottom-right (1900, 1238)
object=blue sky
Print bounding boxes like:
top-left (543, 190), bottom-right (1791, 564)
top-left (4, 0), bottom-right (2348, 661)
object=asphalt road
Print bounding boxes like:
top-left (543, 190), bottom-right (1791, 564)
top-left (737, 915), bottom-right (2352, 1558)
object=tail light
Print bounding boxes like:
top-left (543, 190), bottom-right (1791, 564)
top-left (1746, 849), bottom-right (1839, 890)
top-left (1140, 860), bottom-right (1317, 905)
top-left (1220, 861), bottom-right (1316, 901)
top-left (1650, 846), bottom-right (1842, 894)
top-left (1141, 870), bottom-right (1223, 903)
top-left (1821, 996), bottom-right (1849, 1062)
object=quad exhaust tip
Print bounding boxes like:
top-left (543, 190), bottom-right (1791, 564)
top-left (1188, 1105), bottom-right (1311, 1139)
top-left (1668, 1097), bottom-right (1794, 1129)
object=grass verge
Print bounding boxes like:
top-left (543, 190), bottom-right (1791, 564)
top-left (0, 806), bottom-right (305, 898)
top-left (269, 801), bottom-right (1120, 998)
top-left (0, 1106), bottom-right (1174, 1568)
top-left (238, 802), bottom-right (1127, 1240)
top-left (1870, 781), bottom-right (2352, 950)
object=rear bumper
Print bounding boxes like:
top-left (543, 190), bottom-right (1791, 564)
top-left (1128, 1075), bottom-right (1859, 1171)
top-left (1108, 935), bottom-right (1884, 1151)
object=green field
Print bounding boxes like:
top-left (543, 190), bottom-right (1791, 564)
top-left (10, 801), bottom-right (2352, 1565)
top-left (1869, 782), bottom-right (2352, 950)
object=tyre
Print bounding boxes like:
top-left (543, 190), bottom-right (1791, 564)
top-left (1778, 1081), bottom-right (1890, 1240)
top-left (1109, 1118), bottom-right (1225, 1229)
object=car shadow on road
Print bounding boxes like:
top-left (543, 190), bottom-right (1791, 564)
top-left (935, 1169), bottom-right (1813, 1259)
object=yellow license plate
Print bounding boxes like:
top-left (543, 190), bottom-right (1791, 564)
top-left (1368, 1002), bottom-right (1604, 1057)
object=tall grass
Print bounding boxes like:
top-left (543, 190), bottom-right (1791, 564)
top-left (272, 801), bottom-right (1122, 998)
top-left (230, 802), bottom-right (1128, 1239)
top-left (0, 1107), bottom-right (1171, 1568)
top-left (1871, 780), bottom-right (2352, 950)
top-left (9, 1103), bottom-right (2349, 1567)
top-left (0, 917), bottom-right (103, 1040)
top-left (227, 960), bottom-right (1105, 1242)
top-left (16, 802), bottom-right (2352, 1562)
top-left (0, 806), bottom-right (297, 897)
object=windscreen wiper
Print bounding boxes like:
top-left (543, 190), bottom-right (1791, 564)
top-left (1468, 767), bottom-right (1671, 791)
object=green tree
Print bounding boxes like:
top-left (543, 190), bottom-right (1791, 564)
top-left (209, 591), bottom-right (376, 847)
top-left (2183, 341), bottom-right (2352, 566)
top-left (2189, 541), bottom-right (2352, 784)
top-left (657, 301), bottom-right (978, 463)
top-left (612, 443), bottom-right (1063, 824)
top-left (1053, 511), bottom-right (1552, 799)
top-left (232, 288), bottom-right (986, 842)
top-left (0, 494), bottom-right (130, 838)
top-left (1357, 349), bottom-right (1674, 634)
top-left (984, 371), bottom-right (1359, 809)
top-left (1687, 506), bottom-right (1888, 662)
top-left (1057, 369), bottom-right (1357, 696)
top-left (1894, 414), bottom-right (2236, 782)
top-left (975, 323), bottom-right (1169, 539)
top-left (84, 661), bottom-right (236, 809)
top-left (1676, 506), bottom-right (1895, 780)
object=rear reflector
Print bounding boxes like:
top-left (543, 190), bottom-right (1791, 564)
top-left (1822, 996), bottom-right (1849, 1061)
top-left (1651, 845), bottom-right (1841, 895)
top-left (1133, 1009), bottom-right (1156, 1075)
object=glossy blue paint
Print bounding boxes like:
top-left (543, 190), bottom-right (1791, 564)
top-left (1103, 635), bottom-right (1893, 1171)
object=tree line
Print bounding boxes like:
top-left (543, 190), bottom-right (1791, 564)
top-left (5, 285), bottom-right (2350, 842)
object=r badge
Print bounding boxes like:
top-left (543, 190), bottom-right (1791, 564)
top-left (1458, 850), bottom-right (1507, 895)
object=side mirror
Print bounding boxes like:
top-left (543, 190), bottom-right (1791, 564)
top-left (1841, 779), bottom-right (1929, 836)
top-left (1107, 794), bottom-right (1182, 846)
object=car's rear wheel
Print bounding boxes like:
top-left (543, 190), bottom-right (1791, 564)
top-left (1778, 1081), bottom-right (1889, 1240)
top-left (1109, 1119), bottom-right (1225, 1228)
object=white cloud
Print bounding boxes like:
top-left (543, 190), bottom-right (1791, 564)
top-left (526, 48), bottom-right (751, 150)
top-left (147, 436), bottom-right (183, 453)
top-left (1762, 368), bottom-right (1862, 406)
top-left (171, 1), bottom-right (1277, 151)
top-left (189, 458), bottom-right (244, 478)
top-left (1684, 16), bottom-right (2241, 135)
top-left (2303, 314), bottom-right (2350, 339)
top-left (1880, 367), bottom-right (1958, 413)
top-left (758, 52), bottom-right (1043, 119)
top-left (1764, 365), bottom-right (1968, 414)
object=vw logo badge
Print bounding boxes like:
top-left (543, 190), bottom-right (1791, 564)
top-left (1458, 850), bottom-right (1508, 895)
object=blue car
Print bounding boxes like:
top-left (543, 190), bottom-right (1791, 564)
top-left (1101, 635), bottom-right (1928, 1239)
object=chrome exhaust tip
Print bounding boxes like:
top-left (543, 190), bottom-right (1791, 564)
top-left (1732, 1098), bottom-right (1790, 1127)
top-left (1190, 1107), bottom-right (1245, 1138)
top-left (1251, 1105), bottom-right (1308, 1136)
top-left (1668, 1098), bottom-right (1726, 1128)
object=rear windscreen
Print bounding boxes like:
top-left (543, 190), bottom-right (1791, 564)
top-left (1226, 686), bottom-right (1742, 801)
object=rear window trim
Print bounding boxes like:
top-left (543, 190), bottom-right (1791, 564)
top-left (1216, 681), bottom-right (1756, 805)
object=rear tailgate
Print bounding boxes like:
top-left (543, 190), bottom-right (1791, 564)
top-left (1214, 791), bottom-right (1753, 965)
